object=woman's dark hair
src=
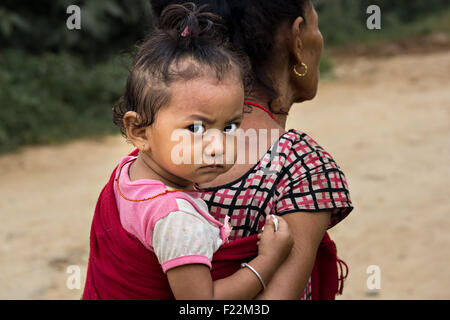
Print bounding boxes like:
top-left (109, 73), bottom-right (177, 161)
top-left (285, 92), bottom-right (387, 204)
top-left (149, 0), bottom-right (308, 108)
top-left (113, 2), bottom-right (249, 136)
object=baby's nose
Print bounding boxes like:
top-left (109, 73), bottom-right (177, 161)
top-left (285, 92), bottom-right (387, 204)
top-left (203, 130), bottom-right (224, 160)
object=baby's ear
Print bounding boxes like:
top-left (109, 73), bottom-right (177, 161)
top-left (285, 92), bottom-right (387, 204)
top-left (123, 111), bottom-right (150, 151)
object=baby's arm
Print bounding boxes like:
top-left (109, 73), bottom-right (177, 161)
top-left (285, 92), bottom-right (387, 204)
top-left (166, 215), bottom-right (293, 300)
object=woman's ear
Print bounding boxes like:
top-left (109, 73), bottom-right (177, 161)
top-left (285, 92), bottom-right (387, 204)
top-left (123, 111), bottom-right (150, 152)
top-left (291, 16), bottom-right (305, 64)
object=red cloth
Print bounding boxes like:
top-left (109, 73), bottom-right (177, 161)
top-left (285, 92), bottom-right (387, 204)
top-left (82, 166), bottom-right (259, 300)
top-left (82, 151), bottom-right (347, 299)
top-left (311, 231), bottom-right (348, 300)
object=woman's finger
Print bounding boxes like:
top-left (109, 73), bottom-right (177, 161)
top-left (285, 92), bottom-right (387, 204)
top-left (275, 216), bottom-right (288, 232)
top-left (271, 215), bottom-right (279, 232)
top-left (262, 215), bottom-right (274, 233)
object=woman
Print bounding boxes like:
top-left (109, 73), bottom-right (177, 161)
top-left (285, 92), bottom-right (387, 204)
top-left (83, 0), bottom-right (351, 299)
top-left (146, 0), bottom-right (353, 300)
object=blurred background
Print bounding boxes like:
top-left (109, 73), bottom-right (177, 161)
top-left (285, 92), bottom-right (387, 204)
top-left (0, 0), bottom-right (449, 299)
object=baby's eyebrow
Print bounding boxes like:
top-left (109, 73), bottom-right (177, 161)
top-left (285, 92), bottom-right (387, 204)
top-left (185, 114), bottom-right (214, 124)
top-left (228, 113), bottom-right (243, 123)
top-left (184, 112), bottom-right (243, 124)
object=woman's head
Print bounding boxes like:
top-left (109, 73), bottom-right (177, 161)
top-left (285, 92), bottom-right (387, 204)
top-left (114, 3), bottom-right (247, 185)
top-left (150, 0), bottom-right (323, 108)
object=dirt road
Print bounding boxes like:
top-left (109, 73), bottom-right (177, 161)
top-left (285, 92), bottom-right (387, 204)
top-left (1, 49), bottom-right (449, 299)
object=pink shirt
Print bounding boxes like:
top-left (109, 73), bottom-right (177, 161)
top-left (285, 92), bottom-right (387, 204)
top-left (113, 156), bottom-right (231, 273)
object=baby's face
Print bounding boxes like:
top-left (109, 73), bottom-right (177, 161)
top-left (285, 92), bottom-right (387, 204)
top-left (144, 73), bottom-right (244, 185)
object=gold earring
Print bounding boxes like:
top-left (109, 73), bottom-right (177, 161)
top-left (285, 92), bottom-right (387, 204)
top-left (293, 62), bottom-right (308, 77)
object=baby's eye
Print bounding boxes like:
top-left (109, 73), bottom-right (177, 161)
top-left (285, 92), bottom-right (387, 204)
top-left (224, 122), bottom-right (239, 133)
top-left (188, 123), bottom-right (205, 134)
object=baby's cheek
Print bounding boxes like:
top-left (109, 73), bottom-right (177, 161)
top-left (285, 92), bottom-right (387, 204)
top-left (224, 135), bottom-right (238, 164)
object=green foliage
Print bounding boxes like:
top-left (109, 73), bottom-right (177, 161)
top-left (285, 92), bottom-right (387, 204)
top-left (0, 50), bottom-right (131, 153)
top-left (0, 0), bottom-right (152, 62)
top-left (364, 0), bottom-right (450, 23)
top-left (316, 0), bottom-right (450, 46)
top-left (0, 1), bottom-right (148, 153)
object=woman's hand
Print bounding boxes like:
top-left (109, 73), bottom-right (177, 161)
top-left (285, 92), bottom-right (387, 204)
top-left (166, 216), bottom-right (294, 300)
top-left (256, 211), bottom-right (331, 300)
top-left (257, 215), bottom-right (294, 266)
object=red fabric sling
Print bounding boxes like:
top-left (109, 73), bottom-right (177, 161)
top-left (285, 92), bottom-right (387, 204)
top-left (82, 165), bottom-right (259, 300)
top-left (82, 149), bottom-right (347, 299)
top-left (311, 232), bottom-right (348, 300)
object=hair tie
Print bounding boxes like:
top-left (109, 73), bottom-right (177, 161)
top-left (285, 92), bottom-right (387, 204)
top-left (181, 26), bottom-right (190, 37)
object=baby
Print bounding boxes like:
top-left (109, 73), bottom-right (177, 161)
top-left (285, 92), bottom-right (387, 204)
top-left (86, 3), bottom-right (293, 300)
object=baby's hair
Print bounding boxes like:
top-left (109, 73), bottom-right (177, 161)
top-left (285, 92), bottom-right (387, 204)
top-left (113, 2), bottom-right (250, 136)
top-left (149, 0), bottom-right (308, 107)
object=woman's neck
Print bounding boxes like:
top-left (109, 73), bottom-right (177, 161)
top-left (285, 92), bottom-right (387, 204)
top-left (245, 88), bottom-right (294, 129)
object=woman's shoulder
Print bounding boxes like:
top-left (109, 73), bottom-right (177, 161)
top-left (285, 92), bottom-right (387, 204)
top-left (262, 129), bottom-right (344, 178)
top-left (279, 129), bottom-right (336, 161)
top-left (272, 129), bottom-right (353, 228)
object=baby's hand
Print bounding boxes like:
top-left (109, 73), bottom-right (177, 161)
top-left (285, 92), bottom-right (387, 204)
top-left (257, 215), bottom-right (293, 265)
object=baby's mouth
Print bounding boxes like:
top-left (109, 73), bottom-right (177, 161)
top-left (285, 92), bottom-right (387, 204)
top-left (199, 164), bottom-right (224, 169)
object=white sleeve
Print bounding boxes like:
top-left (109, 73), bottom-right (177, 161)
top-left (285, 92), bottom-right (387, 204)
top-left (152, 201), bottom-right (223, 273)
